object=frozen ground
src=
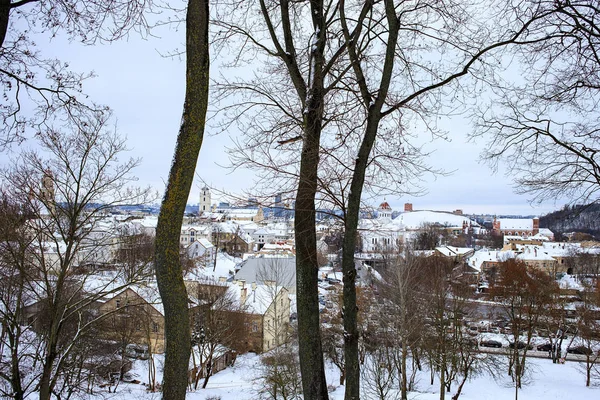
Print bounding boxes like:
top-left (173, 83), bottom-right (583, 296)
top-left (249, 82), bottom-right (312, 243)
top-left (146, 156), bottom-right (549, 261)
top-left (73, 350), bottom-right (599, 400)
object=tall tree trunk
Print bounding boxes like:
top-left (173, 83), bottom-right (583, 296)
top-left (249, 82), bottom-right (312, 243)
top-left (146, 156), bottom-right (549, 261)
top-left (295, 3), bottom-right (328, 399)
top-left (439, 366), bottom-right (446, 400)
top-left (340, 2), bottom-right (399, 398)
top-left (341, 113), bottom-right (380, 400)
top-left (39, 295), bottom-right (67, 400)
top-left (0, 0), bottom-right (9, 49)
top-left (400, 341), bottom-right (408, 400)
top-left (39, 348), bottom-right (57, 400)
top-left (294, 72), bottom-right (329, 400)
top-left (154, 1), bottom-right (209, 399)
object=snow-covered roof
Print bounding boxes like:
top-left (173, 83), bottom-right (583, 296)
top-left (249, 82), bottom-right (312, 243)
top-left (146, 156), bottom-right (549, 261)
top-left (516, 248), bottom-right (556, 261)
top-left (185, 252), bottom-right (240, 281)
top-left (436, 246), bottom-right (474, 257)
top-left (258, 242), bottom-right (294, 253)
top-left (197, 238), bottom-right (214, 249)
top-left (181, 224), bottom-right (211, 233)
top-left (228, 283), bottom-right (285, 315)
top-left (234, 257), bottom-right (296, 292)
top-left (530, 233), bottom-right (550, 241)
top-left (132, 216), bottom-right (158, 229)
top-left (395, 210), bottom-right (478, 230)
top-left (467, 250), bottom-right (502, 272)
top-left (498, 218), bottom-right (534, 230)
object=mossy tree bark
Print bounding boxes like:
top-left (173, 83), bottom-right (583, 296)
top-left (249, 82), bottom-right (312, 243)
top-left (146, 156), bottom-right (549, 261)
top-left (154, 0), bottom-right (209, 399)
top-left (295, 2), bottom-right (330, 398)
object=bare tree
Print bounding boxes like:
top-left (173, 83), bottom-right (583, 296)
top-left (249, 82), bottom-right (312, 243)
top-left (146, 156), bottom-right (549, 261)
top-left (114, 227), bottom-right (155, 282)
top-left (0, 192), bottom-right (40, 400)
top-left (575, 278), bottom-right (600, 386)
top-left (259, 339), bottom-right (302, 400)
top-left (378, 249), bottom-right (425, 400)
top-left (490, 259), bottom-right (556, 396)
top-left (213, 2), bottom-right (566, 398)
top-left (0, 109), bottom-right (151, 400)
top-left (360, 346), bottom-right (397, 400)
top-left (418, 254), bottom-right (464, 400)
top-left (0, 0), bottom-right (153, 147)
top-left (475, 1), bottom-right (600, 205)
top-left (190, 281), bottom-right (248, 390)
top-left (153, 0), bottom-right (210, 399)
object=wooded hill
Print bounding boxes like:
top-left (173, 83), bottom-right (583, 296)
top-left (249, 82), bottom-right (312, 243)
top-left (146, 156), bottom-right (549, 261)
top-left (540, 204), bottom-right (600, 240)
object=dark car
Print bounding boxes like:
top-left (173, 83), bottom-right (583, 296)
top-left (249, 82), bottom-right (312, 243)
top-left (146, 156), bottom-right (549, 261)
top-left (509, 341), bottom-right (533, 350)
top-left (567, 346), bottom-right (593, 355)
top-left (480, 340), bottom-right (502, 348)
top-left (536, 343), bottom-right (555, 352)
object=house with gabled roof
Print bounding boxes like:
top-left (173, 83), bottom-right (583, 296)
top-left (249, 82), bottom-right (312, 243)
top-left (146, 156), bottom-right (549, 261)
top-left (97, 285), bottom-right (165, 353)
top-left (230, 281), bottom-right (290, 353)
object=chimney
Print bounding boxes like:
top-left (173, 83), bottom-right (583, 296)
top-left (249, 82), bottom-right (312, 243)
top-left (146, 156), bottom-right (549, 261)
top-left (532, 217), bottom-right (540, 235)
top-left (251, 282), bottom-right (257, 291)
top-left (404, 203), bottom-right (413, 212)
top-left (240, 288), bottom-right (247, 304)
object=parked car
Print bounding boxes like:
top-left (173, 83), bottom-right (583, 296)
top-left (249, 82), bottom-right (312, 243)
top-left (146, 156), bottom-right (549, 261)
top-left (509, 341), bottom-right (533, 350)
top-left (536, 343), bottom-right (555, 352)
top-left (567, 346), bottom-right (593, 355)
top-left (480, 340), bottom-right (502, 348)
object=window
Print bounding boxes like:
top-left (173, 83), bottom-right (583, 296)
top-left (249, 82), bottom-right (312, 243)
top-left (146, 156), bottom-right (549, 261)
top-left (252, 322), bottom-right (258, 332)
top-left (116, 299), bottom-right (121, 309)
top-left (152, 322), bottom-right (159, 333)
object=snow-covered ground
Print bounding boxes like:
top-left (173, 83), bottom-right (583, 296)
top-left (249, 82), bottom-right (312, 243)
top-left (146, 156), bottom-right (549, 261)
top-left (74, 351), bottom-right (599, 400)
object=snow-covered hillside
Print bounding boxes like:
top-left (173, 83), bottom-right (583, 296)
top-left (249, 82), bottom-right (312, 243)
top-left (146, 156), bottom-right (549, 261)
top-left (77, 352), bottom-right (599, 400)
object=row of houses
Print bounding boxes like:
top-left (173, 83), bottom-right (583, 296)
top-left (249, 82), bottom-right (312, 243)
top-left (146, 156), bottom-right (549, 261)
top-left (22, 277), bottom-right (291, 357)
top-left (461, 241), bottom-right (600, 283)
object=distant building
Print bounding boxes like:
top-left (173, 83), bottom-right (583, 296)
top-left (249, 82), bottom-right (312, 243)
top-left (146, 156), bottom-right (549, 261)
top-left (492, 217), bottom-right (540, 237)
top-left (377, 200), bottom-right (393, 219)
top-left (199, 186), bottom-right (212, 214)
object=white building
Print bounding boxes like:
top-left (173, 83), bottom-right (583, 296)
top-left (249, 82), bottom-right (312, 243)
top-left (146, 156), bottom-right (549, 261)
top-left (199, 186), bottom-right (212, 214)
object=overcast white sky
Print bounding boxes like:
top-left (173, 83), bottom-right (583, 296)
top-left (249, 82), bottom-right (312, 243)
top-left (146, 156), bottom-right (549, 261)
top-left (3, 22), bottom-right (568, 217)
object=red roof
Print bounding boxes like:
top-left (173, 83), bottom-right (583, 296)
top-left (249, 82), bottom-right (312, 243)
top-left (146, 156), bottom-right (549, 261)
top-left (379, 201), bottom-right (391, 210)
